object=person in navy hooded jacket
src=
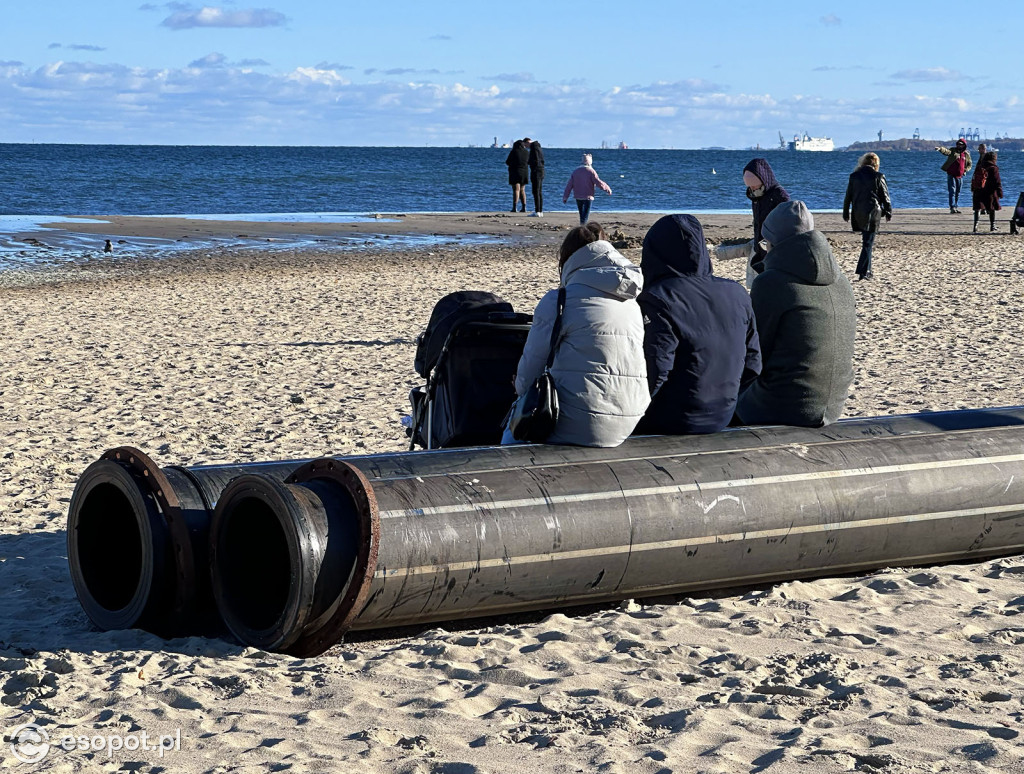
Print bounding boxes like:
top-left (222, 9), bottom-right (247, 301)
top-left (635, 214), bottom-right (761, 435)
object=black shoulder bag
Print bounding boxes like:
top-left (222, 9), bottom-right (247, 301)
top-left (508, 287), bottom-right (565, 443)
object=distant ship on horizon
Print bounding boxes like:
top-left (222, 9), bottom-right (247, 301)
top-left (788, 133), bottom-right (834, 152)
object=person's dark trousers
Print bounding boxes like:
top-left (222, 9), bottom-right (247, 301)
top-left (576, 199), bottom-right (592, 224)
top-left (531, 171), bottom-right (544, 212)
top-left (856, 230), bottom-right (876, 277)
top-left (947, 174), bottom-right (963, 210)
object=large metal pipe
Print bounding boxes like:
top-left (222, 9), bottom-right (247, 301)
top-left (208, 407), bottom-right (1024, 656)
top-left (66, 447), bottom-right (307, 635)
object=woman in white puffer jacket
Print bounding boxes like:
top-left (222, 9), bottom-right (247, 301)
top-left (507, 224), bottom-right (650, 447)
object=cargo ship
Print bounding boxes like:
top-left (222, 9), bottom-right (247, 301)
top-left (788, 132), bottom-right (834, 151)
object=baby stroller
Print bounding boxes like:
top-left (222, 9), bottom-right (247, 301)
top-left (408, 291), bottom-right (532, 449)
top-left (1010, 193), bottom-right (1024, 235)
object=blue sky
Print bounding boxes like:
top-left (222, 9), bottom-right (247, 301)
top-left (2, 0), bottom-right (1021, 147)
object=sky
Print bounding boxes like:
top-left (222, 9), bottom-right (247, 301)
top-left (2, 0), bottom-right (1022, 148)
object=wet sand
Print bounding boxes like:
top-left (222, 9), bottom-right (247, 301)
top-left (1, 210), bottom-right (1024, 772)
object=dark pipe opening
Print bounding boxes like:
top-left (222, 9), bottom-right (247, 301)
top-left (218, 497), bottom-right (292, 633)
top-left (76, 482), bottom-right (144, 611)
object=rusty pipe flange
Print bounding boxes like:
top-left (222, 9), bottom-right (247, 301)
top-left (209, 474), bottom-right (325, 652)
top-left (67, 446), bottom-right (195, 632)
top-left (284, 458), bottom-right (380, 658)
top-left (102, 447), bottom-right (198, 627)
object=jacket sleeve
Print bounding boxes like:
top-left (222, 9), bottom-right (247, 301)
top-left (748, 278), bottom-right (782, 365)
top-left (741, 307), bottom-right (762, 389)
top-left (937, 147), bottom-right (952, 157)
top-left (637, 296), bottom-right (678, 399)
top-left (563, 175), bottom-right (574, 201)
top-left (594, 170), bottom-right (612, 194)
top-left (505, 150), bottom-right (513, 168)
top-left (964, 151), bottom-right (972, 173)
top-left (994, 167), bottom-right (1003, 199)
top-left (878, 174), bottom-right (892, 215)
top-left (514, 290), bottom-right (559, 396)
top-left (842, 178), bottom-right (853, 220)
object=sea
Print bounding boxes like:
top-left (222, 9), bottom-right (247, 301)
top-left (1, 144), bottom-right (1021, 262)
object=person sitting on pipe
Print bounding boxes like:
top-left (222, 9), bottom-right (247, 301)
top-left (735, 201), bottom-right (855, 428)
top-left (503, 223), bottom-right (650, 446)
top-left (634, 214), bottom-right (761, 435)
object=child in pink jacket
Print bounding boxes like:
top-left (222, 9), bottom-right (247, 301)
top-left (563, 153), bottom-right (612, 224)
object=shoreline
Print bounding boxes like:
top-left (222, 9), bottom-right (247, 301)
top-left (0, 208), bottom-right (1014, 270)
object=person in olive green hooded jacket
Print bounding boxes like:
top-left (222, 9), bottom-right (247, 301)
top-left (736, 201), bottom-right (856, 428)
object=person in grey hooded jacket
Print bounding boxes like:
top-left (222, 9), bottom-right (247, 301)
top-left (507, 224), bottom-right (650, 447)
top-left (735, 201), bottom-right (856, 428)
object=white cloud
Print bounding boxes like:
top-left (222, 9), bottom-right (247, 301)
top-left (189, 52), bottom-right (226, 68)
top-left (0, 57), bottom-right (1020, 147)
top-left (483, 72), bottom-right (535, 83)
top-left (161, 5), bottom-right (287, 29)
top-left (820, 14), bottom-right (841, 26)
top-left (890, 67), bottom-right (966, 83)
top-left (315, 61), bottom-right (353, 72)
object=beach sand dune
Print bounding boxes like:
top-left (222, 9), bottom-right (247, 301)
top-left (2, 211), bottom-right (1023, 772)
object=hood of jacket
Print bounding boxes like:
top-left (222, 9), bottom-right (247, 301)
top-left (744, 158), bottom-right (780, 192)
top-left (561, 240), bottom-right (643, 299)
top-left (640, 214), bottom-right (712, 284)
top-left (762, 230), bottom-right (838, 286)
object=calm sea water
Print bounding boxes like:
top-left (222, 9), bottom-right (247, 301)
top-left (3, 144), bottom-right (1021, 217)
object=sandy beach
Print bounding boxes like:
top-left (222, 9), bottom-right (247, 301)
top-left (2, 209), bottom-right (1024, 773)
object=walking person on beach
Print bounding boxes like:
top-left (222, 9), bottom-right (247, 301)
top-left (505, 139), bottom-right (529, 213)
top-left (935, 138), bottom-right (972, 214)
top-left (715, 158), bottom-right (790, 288)
top-left (563, 153), bottom-right (612, 224)
top-left (528, 140), bottom-right (545, 216)
top-left (735, 201), bottom-right (856, 428)
top-left (843, 152), bottom-right (892, 281)
top-left (971, 151), bottom-right (1004, 232)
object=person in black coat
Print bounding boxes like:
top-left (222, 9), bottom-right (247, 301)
top-left (842, 152), bottom-right (892, 280)
top-left (635, 214), bottom-right (761, 435)
top-left (971, 151), bottom-right (1004, 232)
top-left (527, 140), bottom-right (545, 216)
top-left (743, 158), bottom-right (790, 277)
top-left (505, 139), bottom-right (529, 212)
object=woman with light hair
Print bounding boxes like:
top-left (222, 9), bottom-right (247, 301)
top-left (563, 153), bottom-right (612, 224)
top-left (842, 152), bottom-right (892, 280)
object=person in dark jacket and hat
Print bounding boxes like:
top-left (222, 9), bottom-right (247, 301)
top-left (527, 140), bottom-right (545, 216)
top-left (971, 151), bottom-right (1004, 232)
top-left (716, 158), bottom-right (790, 288)
top-left (935, 138), bottom-right (972, 214)
top-left (505, 139), bottom-right (529, 212)
top-left (736, 201), bottom-right (856, 428)
top-left (635, 214), bottom-right (761, 435)
top-left (843, 152), bottom-right (892, 280)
